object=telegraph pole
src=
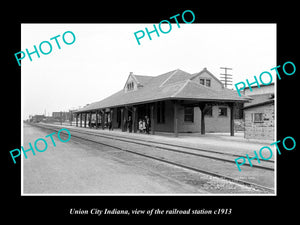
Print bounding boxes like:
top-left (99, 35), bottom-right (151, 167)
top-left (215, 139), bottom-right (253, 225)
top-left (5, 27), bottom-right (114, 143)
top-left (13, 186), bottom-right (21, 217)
top-left (60, 111), bottom-right (63, 126)
top-left (220, 67), bottom-right (233, 88)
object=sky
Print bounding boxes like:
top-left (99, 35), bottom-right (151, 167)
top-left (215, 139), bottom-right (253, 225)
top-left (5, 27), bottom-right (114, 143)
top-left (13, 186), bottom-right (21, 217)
top-left (21, 23), bottom-right (276, 120)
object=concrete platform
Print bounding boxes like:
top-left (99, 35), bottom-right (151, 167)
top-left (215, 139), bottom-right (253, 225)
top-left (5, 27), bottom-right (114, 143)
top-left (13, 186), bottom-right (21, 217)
top-left (43, 122), bottom-right (277, 157)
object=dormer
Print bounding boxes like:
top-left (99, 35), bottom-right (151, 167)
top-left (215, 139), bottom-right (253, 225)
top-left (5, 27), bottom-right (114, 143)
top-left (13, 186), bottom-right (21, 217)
top-left (190, 68), bottom-right (224, 90)
top-left (124, 72), bottom-right (139, 93)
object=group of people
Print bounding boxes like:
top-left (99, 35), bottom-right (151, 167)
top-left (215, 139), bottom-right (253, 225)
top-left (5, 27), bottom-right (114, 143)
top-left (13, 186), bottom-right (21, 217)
top-left (86, 114), bottom-right (150, 133)
top-left (125, 115), bottom-right (151, 134)
top-left (138, 116), bottom-right (151, 134)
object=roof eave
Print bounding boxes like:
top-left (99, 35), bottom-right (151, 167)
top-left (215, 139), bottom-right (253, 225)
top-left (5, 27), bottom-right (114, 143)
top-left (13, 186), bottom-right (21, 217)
top-left (74, 96), bottom-right (250, 113)
top-left (243, 100), bottom-right (274, 109)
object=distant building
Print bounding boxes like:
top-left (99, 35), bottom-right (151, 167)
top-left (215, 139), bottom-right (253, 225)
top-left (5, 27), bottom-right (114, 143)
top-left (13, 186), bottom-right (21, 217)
top-left (243, 83), bottom-right (275, 140)
top-left (52, 111), bottom-right (73, 121)
top-left (30, 115), bottom-right (45, 123)
top-left (242, 83), bottom-right (274, 96)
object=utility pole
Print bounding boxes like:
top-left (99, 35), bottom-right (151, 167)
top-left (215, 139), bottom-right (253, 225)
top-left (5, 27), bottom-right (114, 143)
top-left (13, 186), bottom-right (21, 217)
top-left (220, 67), bottom-right (233, 88)
top-left (60, 111), bottom-right (63, 126)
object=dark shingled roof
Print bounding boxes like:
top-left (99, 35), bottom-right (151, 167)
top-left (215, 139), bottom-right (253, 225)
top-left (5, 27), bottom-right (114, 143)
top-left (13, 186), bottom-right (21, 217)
top-left (75, 68), bottom-right (251, 113)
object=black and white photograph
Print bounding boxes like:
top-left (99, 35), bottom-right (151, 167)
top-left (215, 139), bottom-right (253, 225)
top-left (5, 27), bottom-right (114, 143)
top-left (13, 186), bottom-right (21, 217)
top-left (21, 23), bottom-right (276, 195)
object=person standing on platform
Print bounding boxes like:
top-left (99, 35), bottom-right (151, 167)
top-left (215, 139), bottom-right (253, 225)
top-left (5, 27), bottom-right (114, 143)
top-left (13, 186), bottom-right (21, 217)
top-left (108, 114), bottom-right (112, 131)
top-left (138, 119), bottom-right (143, 133)
top-left (123, 118), bottom-right (127, 132)
top-left (128, 116), bottom-right (132, 133)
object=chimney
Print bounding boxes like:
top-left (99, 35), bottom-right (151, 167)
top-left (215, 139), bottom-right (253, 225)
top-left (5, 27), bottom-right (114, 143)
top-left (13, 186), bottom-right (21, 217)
top-left (129, 72), bottom-right (133, 76)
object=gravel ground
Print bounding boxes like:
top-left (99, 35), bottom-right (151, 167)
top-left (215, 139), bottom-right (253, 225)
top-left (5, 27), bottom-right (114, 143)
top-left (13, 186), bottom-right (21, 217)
top-left (22, 124), bottom-right (206, 194)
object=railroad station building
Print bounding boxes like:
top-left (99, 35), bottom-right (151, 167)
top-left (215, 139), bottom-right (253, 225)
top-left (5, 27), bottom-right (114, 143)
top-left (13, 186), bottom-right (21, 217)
top-left (74, 68), bottom-right (250, 136)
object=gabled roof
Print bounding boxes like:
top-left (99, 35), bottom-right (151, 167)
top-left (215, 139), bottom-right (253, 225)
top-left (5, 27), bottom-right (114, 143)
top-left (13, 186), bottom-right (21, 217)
top-left (191, 68), bottom-right (224, 88)
top-left (172, 79), bottom-right (246, 101)
top-left (160, 69), bottom-right (192, 87)
top-left (122, 73), bottom-right (154, 90)
top-left (134, 75), bottom-right (154, 86)
top-left (75, 68), bottom-right (251, 113)
top-left (244, 82), bottom-right (275, 90)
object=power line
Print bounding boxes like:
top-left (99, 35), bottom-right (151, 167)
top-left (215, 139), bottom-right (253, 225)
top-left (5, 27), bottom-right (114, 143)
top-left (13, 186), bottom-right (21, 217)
top-left (220, 67), bottom-right (233, 88)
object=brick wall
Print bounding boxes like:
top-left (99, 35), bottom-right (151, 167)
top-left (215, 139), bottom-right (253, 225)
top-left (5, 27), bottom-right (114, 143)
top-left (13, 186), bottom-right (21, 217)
top-left (244, 103), bottom-right (275, 140)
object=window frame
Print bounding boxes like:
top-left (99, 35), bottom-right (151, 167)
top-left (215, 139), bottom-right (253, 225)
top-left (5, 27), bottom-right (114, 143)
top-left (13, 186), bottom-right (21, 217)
top-left (127, 82), bottom-right (134, 91)
top-left (218, 107), bottom-right (228, 117)
top-left (252, 113), bottom-right (264, 123)
top-left (205, 79), bottom-right (211, 87)
top-left (199, 78), bottom-right (205, 85)
top-left (205, 106), bottom-right (213, 117)
top-left (184, 106), bottom-right (194, 122)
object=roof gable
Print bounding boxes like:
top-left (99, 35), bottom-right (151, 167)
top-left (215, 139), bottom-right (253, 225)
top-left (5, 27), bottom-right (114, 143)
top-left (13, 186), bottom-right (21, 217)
top-left (123, 73), bottom-right (138, 92)
top-left (191, 68), bottom-right (224, 89)
top-left (123, 72), bottom-right (154, 92)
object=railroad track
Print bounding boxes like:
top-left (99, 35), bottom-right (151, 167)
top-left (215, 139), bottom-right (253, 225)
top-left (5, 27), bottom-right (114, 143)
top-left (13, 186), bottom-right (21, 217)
top-left (29, 123), bottom-right (275, 193)
top-left (34, 123), bottom-right (275, 169)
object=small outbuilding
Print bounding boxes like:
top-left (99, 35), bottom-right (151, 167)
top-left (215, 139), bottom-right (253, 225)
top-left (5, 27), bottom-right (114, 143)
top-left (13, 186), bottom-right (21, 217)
top-left (243, 93), bottom-right (275, 140)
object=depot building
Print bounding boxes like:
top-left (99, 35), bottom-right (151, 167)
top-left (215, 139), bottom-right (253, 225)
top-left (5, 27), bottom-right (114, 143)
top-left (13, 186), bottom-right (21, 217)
top-left (74, 68), bottom-right (250, 136)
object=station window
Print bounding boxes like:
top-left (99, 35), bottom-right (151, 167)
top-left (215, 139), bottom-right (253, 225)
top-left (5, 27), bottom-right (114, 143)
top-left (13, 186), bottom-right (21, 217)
top-left (200, 78), bottom-right (205, 85)
top-left (184, 107), bottom-right (194, 122)
top-left (206, 79), bottom-right (211, 87)
top-left (199, 78), bottom-right (211, 87)
top-left (205, 106), bottom-right (213, 117)
top-left (127, 82), bottom-right (134, 91)
top-left (218, 107), bottom-right (227, 117)
top-left (252, 113), bottom-right (264, 123)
